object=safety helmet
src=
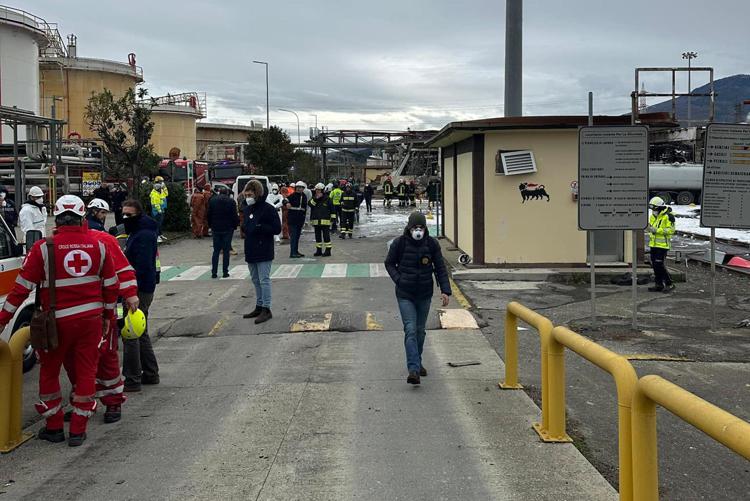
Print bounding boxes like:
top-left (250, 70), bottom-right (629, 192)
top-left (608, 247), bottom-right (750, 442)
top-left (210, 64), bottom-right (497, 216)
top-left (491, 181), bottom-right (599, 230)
top-left (154, 176), bottom-right (164, 182)
top-left (53, 195), bottom-right (86, 217)
top-left (87, 198), bottom-right (110, 212)
top-left (121, 308), bottom-right (147, 340)
top-left (325, 183), bottom-right (333, 192)
top-left (314, 183), bottom-right (325, 190)
top-left (28, 186), bottom-right (44, 198)
top-left (271, 183), bottom-right (279, 192)
top-left (648, 196), bottom-right (665, 208)
top-left (295, 181), bottom-right (306, 188)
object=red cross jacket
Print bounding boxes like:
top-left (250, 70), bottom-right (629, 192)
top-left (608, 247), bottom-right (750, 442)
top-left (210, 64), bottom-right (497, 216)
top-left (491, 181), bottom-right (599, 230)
top-left (0, 225), bottom-right (119, 325)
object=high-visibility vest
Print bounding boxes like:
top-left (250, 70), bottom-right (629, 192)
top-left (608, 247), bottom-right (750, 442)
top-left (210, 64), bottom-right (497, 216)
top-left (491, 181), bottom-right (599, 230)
top-left (331, 188), bottom-right (343, 206)
top-left (150, 190), bottom-right (163, 214)
top-left (649, 209), bottom-right (675, 249)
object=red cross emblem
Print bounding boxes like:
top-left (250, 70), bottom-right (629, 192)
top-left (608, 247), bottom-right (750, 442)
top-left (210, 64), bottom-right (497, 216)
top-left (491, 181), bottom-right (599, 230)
top-left (63, 250), bottom-right (92, 277)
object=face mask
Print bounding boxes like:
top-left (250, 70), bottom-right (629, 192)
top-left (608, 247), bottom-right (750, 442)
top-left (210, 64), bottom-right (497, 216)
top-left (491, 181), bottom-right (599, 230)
top-left (245, 197), bottom-right (256, 206)
top-left (123, 214), bottom-right (141, 233)
top-left (411, 228), bottom-right (425, 240)
top-left (272, 189), bottom-right (278, 194)
top-left (34, 197), bottom-right (44, 205)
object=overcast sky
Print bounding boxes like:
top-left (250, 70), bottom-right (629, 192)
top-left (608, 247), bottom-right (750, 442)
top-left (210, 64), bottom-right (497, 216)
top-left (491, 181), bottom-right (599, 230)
top-left (28, 0), bottom-right (749, 137)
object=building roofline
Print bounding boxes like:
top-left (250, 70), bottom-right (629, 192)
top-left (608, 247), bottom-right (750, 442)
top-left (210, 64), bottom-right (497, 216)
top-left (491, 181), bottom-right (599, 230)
top-left (197, 122), bottom-right (263, 131)
top-left (39, 56), bottom-right (144, 83)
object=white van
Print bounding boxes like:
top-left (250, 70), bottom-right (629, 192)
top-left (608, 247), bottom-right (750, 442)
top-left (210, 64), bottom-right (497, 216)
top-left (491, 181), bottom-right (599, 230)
top-left (232, 175), bottom-right (270, 201)
top-left (0, 215), bottom-right (37, 372)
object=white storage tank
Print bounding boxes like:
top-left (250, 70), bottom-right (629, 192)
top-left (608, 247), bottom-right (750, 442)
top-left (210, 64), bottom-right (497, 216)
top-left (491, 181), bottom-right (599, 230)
top-left (0, 6), bottom-right (48, 142)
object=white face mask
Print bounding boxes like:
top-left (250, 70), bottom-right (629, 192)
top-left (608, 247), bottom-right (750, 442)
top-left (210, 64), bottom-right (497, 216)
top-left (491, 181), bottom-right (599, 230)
top-left (245, 197), bottom-right (256, 206)
top-left (272, 189), bottom-right (278, 194)
top-left (411, 228), bottom-right (425, 240)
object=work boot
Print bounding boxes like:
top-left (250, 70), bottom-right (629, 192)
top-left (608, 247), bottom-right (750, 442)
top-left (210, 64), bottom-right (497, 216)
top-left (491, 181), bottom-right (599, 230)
top-left (142, 375), bottom-right (160, 385)
top-left (63, 409), bottom-right (72, 422)
top-left (314, 248), bottom-right (323, 256)
top-left (38, 427), bottom-right (65, 443)
top-left (322, 248), bottom-right (331, 257)
top-left (406, 371), bottom-right (421, 385)
top-left (662, 284), bottom-right (676, 293)
top-left (104, 405), bottom-right (121, 424)
top-left (123, 383), bottom-right (142, 393)
top-left (243, 305), bottom-right (263, 319)
top-left (420, 366), bottom-right (428, 377)
top-left (255, 308), bottom-right (272, 324)
top-left (348, 233), bottom-right (353, 239)
top-left (339, 233), bottom-right (346, 239)
top-left (68, 432), bottom-right (87, 447)
top-left (648, 285), bottom-right (664, 292)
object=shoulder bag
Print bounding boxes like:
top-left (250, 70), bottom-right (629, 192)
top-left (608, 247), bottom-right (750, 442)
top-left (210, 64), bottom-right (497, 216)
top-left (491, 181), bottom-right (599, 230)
top-left (30, 237), bottom-right (58, 351)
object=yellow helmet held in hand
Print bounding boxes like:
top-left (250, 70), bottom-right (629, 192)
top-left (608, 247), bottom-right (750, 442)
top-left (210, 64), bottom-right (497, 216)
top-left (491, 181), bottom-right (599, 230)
top-left (121, 308), bottom-right (147, 340)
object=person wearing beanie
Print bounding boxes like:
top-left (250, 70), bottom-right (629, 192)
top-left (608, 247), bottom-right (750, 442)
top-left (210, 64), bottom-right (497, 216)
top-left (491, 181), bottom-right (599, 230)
top-left (384, 211), bottom-right (451, 385)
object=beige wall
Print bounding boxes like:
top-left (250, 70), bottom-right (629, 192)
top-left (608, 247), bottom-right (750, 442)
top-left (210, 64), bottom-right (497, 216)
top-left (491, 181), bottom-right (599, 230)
top-left (151, 112), bottom-right (197, 159)
top-left (456, 152), bottom-right (474, 257)
top-left (39, 68), bottom-right (137, 139)
top-left (443, 155), bottom-right (455, 242)
top-left (364, 168), bottom-right (390, 183)
top-left (483, 129), bottom-right (587, 264)
top-left (196, 127), bottom-right (250, 158)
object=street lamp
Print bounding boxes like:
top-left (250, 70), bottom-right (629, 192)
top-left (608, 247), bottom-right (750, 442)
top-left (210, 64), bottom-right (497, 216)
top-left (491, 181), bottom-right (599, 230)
top-left (682, 51), bottom-right (698, 126)
top-left (278, 108), bottom-right (300, 146)
top-left (252, 60), bottom-right (269, 129)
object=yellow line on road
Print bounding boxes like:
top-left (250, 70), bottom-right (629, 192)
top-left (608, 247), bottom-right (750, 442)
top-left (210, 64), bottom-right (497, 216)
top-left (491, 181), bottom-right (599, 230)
top-left (366, 312), bottom-right (383, 331)
top-left (207, 317), bottom-right (226, 337)
top-left (449, 277), bottom-right (472, 310)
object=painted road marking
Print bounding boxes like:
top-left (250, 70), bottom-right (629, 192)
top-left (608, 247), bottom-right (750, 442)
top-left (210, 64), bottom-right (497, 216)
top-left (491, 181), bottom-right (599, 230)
top-left (438, 309), bottom-right (479, 329)
top-left (365, 312), bottom-right (383, 330)
top-left (290, 313), bottom-right (332, 332)
top-left (297, 264), bottom-right (325, 278)
top-left (171, 265), bottom-right (211, 281)
top-left (347, 263), bottom-right (370, 278)
top-left (272, 264), bottom-right (303, 279)
top-left (322, 263), bottom-right (347, 278)
top-left (369, 263), bottom-right (389, 277)
top-left (225, 265), bottom-right (250, 280)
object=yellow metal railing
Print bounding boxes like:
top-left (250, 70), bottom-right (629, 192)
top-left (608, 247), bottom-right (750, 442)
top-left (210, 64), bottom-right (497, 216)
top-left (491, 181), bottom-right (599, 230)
top-left (632, 375), bottom-right (750, 501)
top-left (550, 326), bottom-right (638, 501)
top-left (0, 327), bottom-right (34, 453)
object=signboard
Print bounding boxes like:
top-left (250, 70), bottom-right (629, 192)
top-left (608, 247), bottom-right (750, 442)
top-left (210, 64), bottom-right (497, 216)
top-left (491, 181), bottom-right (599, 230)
top-left (82, 172), bottom-right (101, 197)
top-left (578, 126), bottom-right (649, 230)
top-left (700, 123), bottom-right (750, 229)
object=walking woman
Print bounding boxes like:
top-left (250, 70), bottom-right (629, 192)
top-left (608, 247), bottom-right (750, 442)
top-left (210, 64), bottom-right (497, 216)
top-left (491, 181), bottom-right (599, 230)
top-left (241, 180), bottom-right (281, 324)
top-left (385, 212), bottom-right (451, 385)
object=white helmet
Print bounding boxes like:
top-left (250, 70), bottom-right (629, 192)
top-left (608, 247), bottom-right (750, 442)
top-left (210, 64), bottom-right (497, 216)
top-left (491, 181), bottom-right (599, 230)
top-left (53, 194), bottom-right (86, 217)
top-left (28, 186), bottom-right (44, 198)
top-left (314, 183), bottom-right (325, 190)
top-left (295, 181), bottom-right (306, 188)
top-left (87, 198), bottom-right (110, 212)
top-left (649, 196), bottom-right (665, 208)
top-left (325, 183), bottom-right (333, 192)
top-left (271, 183), bottom-right (279, 192)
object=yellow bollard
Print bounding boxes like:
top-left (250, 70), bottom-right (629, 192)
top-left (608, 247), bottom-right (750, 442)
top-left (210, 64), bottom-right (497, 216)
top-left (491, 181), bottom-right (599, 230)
top-left (0, 339), bottom-right (12, 451)
top-left (499, 309), bottom-right (523, 389)
top-left (0, 327), bottom-right (34, 453)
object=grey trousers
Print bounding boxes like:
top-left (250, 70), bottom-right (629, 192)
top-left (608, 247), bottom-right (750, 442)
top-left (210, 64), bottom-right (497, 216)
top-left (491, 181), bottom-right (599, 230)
top-left (123, 292), bottom-right (159, 385)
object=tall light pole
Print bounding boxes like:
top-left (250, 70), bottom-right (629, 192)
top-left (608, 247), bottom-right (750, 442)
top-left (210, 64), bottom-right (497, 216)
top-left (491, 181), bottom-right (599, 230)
top-left (253, 60), bottom-right (269, 128)
top-left (682, 51), bottom-right (698, 126)
top-left (504, 0), bottom-right (523, 117)
top-left (278, 108), bottom-right (300, 146)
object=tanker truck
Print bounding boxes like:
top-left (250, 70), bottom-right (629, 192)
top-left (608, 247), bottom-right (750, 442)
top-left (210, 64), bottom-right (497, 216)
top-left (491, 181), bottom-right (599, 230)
top-left (649, 162), bottom-right (703, 205)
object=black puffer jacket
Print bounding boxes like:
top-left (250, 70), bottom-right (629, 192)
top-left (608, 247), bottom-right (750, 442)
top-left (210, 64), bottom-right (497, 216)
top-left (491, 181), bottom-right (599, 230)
top-left (385, 228), bottom-right (451, 301)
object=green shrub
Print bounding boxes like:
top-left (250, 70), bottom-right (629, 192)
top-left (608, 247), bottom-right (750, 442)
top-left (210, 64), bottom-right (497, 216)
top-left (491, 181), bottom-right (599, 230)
top-left (138, 181), bottom-right (190, 232)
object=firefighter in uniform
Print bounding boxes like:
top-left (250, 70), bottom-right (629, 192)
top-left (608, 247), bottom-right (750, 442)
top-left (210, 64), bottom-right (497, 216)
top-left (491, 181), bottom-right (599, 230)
top-left (397, 179), bottom-right (408, 207)
top-left (330, 183), bottom-right (343, 233)
top-left (647, 196), bottom-right (676, 293)
top-left (0, 195), bottom-right (119, 446)
top-left (383, 176), bottom-right (395, 207)
top-left (309, 183), bottom-right (335, 256)
top-left (339, 183), bottom-right (357, 239)
top-left (407, 180), bottom-right (417, 207)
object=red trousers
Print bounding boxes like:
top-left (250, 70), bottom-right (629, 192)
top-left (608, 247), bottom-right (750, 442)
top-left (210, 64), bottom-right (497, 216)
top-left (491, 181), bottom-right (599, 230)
top-left (36, 316), bottom-right (101, 434)
top-left (282, 206), bottom-right (290, 239)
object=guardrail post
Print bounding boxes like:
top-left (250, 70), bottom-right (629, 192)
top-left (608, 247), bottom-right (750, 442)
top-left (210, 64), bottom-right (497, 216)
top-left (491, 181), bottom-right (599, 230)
top-left (0, 340), bottom-right (12, 451)
top-left (632, 377), bottom-right (659, 501)
top-left (1, 328), bottom-right (34, 453)
top-left (542, 334), bottom-right (571, 443)
top-left (499, 307), bottom-right (523, 389)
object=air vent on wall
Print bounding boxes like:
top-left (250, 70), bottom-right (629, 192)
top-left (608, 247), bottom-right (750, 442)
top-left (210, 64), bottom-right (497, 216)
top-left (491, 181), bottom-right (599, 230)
top-left (496, 150), bottom-right (537, 176)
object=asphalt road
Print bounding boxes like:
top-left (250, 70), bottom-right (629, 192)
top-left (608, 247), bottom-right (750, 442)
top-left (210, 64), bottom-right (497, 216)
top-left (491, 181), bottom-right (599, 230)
top-left (2, 205), bottom-right (615, 500)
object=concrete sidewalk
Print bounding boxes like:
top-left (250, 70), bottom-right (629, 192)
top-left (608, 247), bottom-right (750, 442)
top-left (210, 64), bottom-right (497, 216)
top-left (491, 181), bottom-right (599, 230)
top-left (2, 325), bottom-right (615, 500)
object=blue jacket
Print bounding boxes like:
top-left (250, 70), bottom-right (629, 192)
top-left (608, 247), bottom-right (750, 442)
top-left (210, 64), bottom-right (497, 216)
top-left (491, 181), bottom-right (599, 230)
top-left (86, 214), bottom-right (105, 232)
top-left (207, 194), bottom-right (239, 233)
top-left (125, 215), bottom-right (159, 293)
top-left (243, 194), bottom-right (281, 263)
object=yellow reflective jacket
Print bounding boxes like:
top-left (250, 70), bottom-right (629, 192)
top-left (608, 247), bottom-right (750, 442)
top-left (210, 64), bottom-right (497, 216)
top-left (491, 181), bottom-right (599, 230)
top-left (649, 208), bottom-right (675, 249)
top-left (150, 189), bottom-right (163, 214)
top-left (330, 188), bottom-right (343, 206)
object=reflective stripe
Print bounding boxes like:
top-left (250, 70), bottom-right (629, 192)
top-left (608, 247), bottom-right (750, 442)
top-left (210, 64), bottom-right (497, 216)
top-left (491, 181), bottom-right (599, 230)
top-left (96, 374), bottom-right (123, 387)
top-left (98, 241), bottom-right (106, 273)
top-left (55, 302), bottom-right (103, 319)
top-left (96, 386), bottom-right (124, 398)
top-left (40, 242), bottom-right (49, 282)
top-left (103, 275), bottom-right (118, 287)
top-left (2, 302), bottom-right (18, 314)
top-left (42, 275), bottom-right (99, 288)
top-left (119, 280), bottom-right (137, 290)
top-left (15, 275), bottom-right (35, 290)
top-left (39, 403), bottom-right (62, 418)
top-left (72, 393), bottom-right (96, 403)
top-left (116, 265), bottom-right (134, 274)
top-left (73, 406), bottom-right (96, 418)
top-left (104, 302), bottom-right (116, 310)
top-left (289, 207), bottom-right (305, 211)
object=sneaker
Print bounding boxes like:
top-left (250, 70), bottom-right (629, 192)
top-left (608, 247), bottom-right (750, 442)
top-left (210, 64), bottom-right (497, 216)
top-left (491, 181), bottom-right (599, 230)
top-left (254, 308), bottom-right (273, 325)
top-left (157, 236), bottom-right (164, 243)
top-left (211, 274), bottom-right (218, 279)
top-left (222, 272), bottom-right (230, 278)
top-left (123, 383), bottom-right (142, 393)
top-left (243, 306), bottom-right (263, 319)
top-left (662, 284), bottom-right (676, 293)
top-left (38, 427), bottom-right (65, 443)
top-left (68, 432), bottom-right (87, 447)
top-left (647, 285), bottom-right (664, 292)
top-left (406, 371), bottom-right (421, 385)
top-left (141, 375), bottom-right (160, 385)
top-left (104, 405), bottom-right (121, 424)
top-left (420, 366), bottom-right (427, 377)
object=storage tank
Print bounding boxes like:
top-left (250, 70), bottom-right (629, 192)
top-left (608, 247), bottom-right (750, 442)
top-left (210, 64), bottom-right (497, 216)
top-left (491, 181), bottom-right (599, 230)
top-left (39, 34), bottom-right (143, 139)
top-left (649, 162), bottom-right (703, 205)
top-left (0, 6), bottom-right (48, 142)
top-left (150, 93), bottom-right (206, 159)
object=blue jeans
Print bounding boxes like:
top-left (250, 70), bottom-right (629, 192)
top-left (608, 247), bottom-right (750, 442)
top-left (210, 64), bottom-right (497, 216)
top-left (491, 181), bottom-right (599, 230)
top-left (211, 231), bottom-right (234, 275)
top-left (248, 260), bottom-right (273, 308)
top-left (397, 296), bottom-right (432, 373)
top-left (289, 224), bottom-right (303, 256)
